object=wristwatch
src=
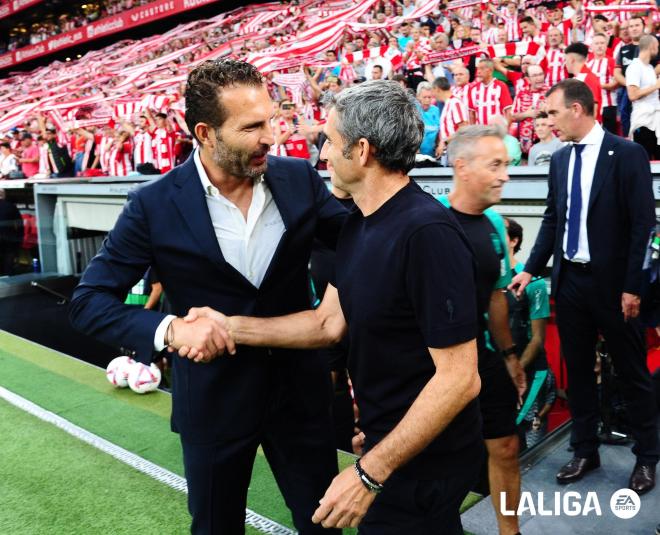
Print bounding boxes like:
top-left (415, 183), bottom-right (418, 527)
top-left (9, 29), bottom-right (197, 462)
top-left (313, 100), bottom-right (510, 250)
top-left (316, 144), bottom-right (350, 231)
top-left (501, 344), bottom-right (518, 358)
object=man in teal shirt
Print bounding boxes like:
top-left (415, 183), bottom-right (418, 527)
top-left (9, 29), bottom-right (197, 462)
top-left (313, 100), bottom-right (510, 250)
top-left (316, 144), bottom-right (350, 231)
top-left (415, 81), bottom-right (440, 157)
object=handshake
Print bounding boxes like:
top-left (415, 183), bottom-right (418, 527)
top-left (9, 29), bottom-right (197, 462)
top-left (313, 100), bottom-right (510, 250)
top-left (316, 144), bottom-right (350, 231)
top-left (166, 307), bottom-right (235, 363)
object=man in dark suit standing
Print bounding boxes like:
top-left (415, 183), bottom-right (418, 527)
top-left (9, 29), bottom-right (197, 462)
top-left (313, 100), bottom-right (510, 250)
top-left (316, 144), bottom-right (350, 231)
top-left (70, 60), bottom-right (346, 534)
top-left (511, 79), bottom-right (659, 494)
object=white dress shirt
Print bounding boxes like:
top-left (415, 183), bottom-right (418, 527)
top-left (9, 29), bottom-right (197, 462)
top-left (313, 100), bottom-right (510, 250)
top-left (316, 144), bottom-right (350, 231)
top-left (153, 150), bottom-right (285, 351)
top-left (562, 122), bottom-right (605, 263)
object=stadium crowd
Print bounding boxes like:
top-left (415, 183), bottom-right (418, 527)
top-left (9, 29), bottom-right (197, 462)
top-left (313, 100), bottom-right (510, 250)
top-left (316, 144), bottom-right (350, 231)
top-left (0, 0), bottom-right (153, 53)
top-left (1, 0), bottom-right (660, 179)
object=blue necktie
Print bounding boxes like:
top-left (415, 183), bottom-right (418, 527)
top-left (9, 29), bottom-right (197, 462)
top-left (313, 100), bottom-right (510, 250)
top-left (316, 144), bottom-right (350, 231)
top-left (566, 144), bottom-right (585, 259)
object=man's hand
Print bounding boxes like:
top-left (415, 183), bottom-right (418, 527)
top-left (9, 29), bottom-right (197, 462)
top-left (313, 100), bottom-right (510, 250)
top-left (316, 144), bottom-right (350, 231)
top-left (167, 313), bottom-right (235, 363)
top-left (504, 355), bottom-right (527, 402)
top-left (621, 292), bottom-right (641, 321)
top-left (311, 466), bottom-right (377, 529)
top-left (508, 270), bottom-right (532, 298)
top-left (352, 431), bottom-right (366, 456)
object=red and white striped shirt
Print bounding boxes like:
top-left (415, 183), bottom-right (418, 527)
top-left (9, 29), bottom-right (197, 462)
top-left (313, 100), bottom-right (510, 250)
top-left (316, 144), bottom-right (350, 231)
top-left (38, 142), bottom-right (50, 175)
top-left (467, 79), bottom-right (513, 125)
top-left (586, 56), bottom-right (617, 107)
top-left (109, 141), bottom-right (133, 177)
top-left (133, 129), bottom-right (154, 166)
top-left (153, 127), bottom-right (175, 173)
top-left (451, 83), bottom-right (472, 108)
top-left (502, 13), bottom-right (521, 42)
top-left (544, 48), bottom-right (568, 87)
top-left (440, 95), bottom-right (469, 140)
top-left (98, 135), bottom-right (113, 173)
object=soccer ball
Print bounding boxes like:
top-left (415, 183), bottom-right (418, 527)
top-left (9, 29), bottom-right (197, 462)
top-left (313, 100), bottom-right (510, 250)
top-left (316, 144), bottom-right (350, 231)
top-left (127, 362), bottom-right (162, 394)
top-left (106, 356), bottom-right (135, 388)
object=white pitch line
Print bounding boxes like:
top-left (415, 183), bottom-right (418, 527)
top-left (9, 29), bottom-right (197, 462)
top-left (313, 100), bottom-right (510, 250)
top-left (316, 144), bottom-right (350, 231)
top-left (0, 386), bottom-right (295, 535)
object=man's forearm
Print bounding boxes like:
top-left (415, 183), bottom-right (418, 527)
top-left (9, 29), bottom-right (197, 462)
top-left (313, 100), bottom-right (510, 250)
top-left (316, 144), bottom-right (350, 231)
top-left (488, 290), bottom-right (514, 352)
top-left (520, 336), bottom-right (543, 369)
top-left (229, 310), bottom-right (343, 349)
top-left (360, 341), bottom-right (480, 483)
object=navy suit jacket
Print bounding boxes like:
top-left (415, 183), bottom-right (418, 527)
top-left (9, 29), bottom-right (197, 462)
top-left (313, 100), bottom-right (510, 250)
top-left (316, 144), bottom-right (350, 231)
top-left (525, 131), bottom-right (655, 301)
top-left (70, 154), bottom-right (348, 443)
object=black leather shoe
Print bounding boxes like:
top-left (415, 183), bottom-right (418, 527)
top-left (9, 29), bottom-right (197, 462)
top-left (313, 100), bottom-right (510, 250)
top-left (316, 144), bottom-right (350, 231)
top-left (556, 454), bottom-right (601, 484)
top-left (628, 463), bottom-right (656, 495)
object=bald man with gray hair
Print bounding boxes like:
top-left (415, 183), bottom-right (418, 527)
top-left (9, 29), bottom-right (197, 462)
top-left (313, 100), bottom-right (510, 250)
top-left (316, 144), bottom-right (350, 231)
top-left (443, 124), bottom-right (526, 535)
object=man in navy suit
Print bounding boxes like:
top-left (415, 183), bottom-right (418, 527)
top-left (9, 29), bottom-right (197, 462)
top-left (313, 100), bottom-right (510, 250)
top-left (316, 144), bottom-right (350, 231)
top-left (69, 60), bottom-right (346, 534)
top-left (511, 79), bottom-right (659, 494)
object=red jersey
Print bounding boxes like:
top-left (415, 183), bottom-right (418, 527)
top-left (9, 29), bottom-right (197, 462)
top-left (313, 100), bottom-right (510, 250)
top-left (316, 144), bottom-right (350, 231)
top-left (440, 95), bottom-right (469, 140)
top-left (575, 63), bottom-right (603, 122)
top-left (586, 56), bottom-right (617, 108)
top-left (467, 79), bottom-right (513, 125)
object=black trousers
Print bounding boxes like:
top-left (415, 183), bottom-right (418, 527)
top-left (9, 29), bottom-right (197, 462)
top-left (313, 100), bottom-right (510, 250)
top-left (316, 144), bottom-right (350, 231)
top-left (181, 378), bottom-right (340, 535)
top-left (358, 461), bottom-right (481, 535)
top-left (633, 126), bottom-right (660, 161)
top-left (555, 261), bottom-right (659, 465)
top-left (601, 105), bottom-right (618, 136)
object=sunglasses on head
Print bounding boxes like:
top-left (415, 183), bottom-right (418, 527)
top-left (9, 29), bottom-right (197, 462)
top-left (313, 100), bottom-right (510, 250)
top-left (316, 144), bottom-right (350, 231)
top-left (281, 103), bottom-right (294, 110)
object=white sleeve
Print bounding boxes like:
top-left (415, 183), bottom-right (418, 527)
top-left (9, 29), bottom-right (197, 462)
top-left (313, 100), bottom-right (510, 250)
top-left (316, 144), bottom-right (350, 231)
top-left (154, 314), bottom-right (176, 351)
top-left (626, 61), bottom-right (642, 87)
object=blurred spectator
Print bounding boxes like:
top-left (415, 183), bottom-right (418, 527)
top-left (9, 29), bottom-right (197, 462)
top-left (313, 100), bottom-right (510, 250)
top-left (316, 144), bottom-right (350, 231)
top-left (274, 100), bottom-right (311, 160)
top-left (627, 35), bottom-right (660, 161)
top-left (432, 77), bottom-right (468, 158)
top-left (527, 112), bottom-right (564, 166)
top-left (490, 115), bottom-right (521, 166)
top-left (588, 33), bottom-right (620, 134)
top-left (511, 65), bottom-right (548, 154)
top-left (614, 15), bottom-right (646, 137)
top-left (468, 58), bottom-right (512, 125)
top-left (564, 42), bottom-right (603, 121)
top-left (18, 133), bottom-right (39, 178)
top-left (415, 81), bottom-right (440, 158)
top-left (0, 142), bottom-right (19, 178)
top-left (108, 130), bottom-right (133, 176)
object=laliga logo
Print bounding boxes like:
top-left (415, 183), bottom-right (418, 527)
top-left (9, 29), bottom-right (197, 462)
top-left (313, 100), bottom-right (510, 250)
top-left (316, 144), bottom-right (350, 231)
top-left (501, 491), bottom-right (602, 517)
top-left (501, 489), bottom-right (640, 519)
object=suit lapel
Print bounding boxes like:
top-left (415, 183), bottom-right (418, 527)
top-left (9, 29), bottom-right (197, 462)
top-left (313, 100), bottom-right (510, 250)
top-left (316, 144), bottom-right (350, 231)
top-left (557, 145), bottom-right (571, 217)
top-left (260, 157), bottom-right (291, 287)
top-left (588, 132), bottom-right (616, 213)
top-left (171, 156), bottom-right (252, 286)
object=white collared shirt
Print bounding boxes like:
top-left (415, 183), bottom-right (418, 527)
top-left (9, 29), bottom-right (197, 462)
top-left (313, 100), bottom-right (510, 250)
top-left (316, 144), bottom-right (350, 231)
top-left (153, 150), bottom-right (285, 351)
top-left (562, 122), bottom-right (605, 263)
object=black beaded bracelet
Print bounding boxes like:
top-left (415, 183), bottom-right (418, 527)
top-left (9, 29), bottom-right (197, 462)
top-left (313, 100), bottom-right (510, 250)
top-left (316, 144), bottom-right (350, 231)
top-left (354, 458), bottom-right (384, 494)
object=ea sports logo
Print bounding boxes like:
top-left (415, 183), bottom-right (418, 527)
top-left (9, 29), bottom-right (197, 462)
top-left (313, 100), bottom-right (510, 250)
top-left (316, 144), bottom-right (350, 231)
top-left (609, 489), bottom-right (640, 519)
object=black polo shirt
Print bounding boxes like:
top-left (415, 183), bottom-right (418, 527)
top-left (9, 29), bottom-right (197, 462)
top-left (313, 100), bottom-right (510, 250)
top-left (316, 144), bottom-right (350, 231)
top-left (335, 180), bottom-right (482, 479)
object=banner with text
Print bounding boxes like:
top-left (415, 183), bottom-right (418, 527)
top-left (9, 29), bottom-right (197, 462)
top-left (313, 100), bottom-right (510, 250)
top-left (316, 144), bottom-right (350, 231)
top-left (0, 0), bottom-right (221, 69)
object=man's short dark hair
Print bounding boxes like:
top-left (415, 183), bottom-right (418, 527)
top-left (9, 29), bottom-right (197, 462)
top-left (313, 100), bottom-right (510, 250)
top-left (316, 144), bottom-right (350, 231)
top-left (535, 111), bottom-right (549, 120)
top-left (564, 42), bottom-right (589, 58)
top-left (372, 65), bottom-right (383, 72)
top-left (630, 15), bottom-right (645, 25)
top-left (185, 59), bottom-right (264, 142)
top-left (432, 77), bottom-right (451, 91)
top-left (546, 78), bottom-right (595, 117)
top-left (0, 142), bottom-right (10, 149)
top-left (520, 16), bottom-right (535, 25)
top-left (155, 112), bottom-right (167, 120)
top-left (505, 217), bottom-right (523, 254)
top-left (593, 14), bottom-right (608, 23)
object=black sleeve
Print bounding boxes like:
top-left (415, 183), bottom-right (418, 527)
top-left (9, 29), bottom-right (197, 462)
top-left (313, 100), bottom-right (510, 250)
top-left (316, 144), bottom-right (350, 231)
top-left (405, 222), bottom-right (478, 349)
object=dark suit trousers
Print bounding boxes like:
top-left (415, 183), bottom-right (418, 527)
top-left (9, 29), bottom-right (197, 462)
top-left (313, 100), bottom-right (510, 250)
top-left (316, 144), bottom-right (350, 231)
top-left (556, 261), bottom-right (659, 465)
top-left (180, 368), bottom-right (340, 535)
